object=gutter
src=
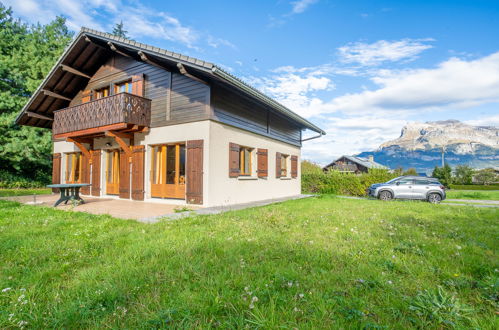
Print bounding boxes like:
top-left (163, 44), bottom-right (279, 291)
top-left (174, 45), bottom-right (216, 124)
top-left (211, 66), bottom-right (326, 135)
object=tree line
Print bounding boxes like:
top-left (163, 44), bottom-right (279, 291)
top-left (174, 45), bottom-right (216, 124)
top-left (0, 5), bottom-right (128, 187)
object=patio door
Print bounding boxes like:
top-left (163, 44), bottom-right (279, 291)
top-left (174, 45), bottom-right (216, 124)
top-left (150, 143), bottom-right (186, 199)
top-left (106, 150), bottom-right (120, 195)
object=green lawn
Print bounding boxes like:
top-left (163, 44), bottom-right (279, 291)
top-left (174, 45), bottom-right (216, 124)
top-left (0, 197), bottom-right (497, 328)
top-left (0, 188), bottom-right (51, 197)
top-left (446, 189), bottom-right (499, 201)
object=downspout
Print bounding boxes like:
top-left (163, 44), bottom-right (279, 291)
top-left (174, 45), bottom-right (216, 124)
top-left (301, 131), bottom-right (324, 142)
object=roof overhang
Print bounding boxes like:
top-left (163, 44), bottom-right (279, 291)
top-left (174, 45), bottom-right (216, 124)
top-left (16, 27), bottom-right (325, 135)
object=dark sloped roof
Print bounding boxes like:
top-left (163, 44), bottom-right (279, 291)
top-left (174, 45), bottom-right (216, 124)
top-left (16, 27), bottom-right (325, 135)
top-left (324, 155), bottom-right (389, 170)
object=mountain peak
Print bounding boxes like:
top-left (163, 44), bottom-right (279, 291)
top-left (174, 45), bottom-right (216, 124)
top-left (380, 120), bottom-right (498, 153)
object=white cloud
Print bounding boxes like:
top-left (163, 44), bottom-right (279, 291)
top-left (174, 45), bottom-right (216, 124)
top-left (338, 39), bottom-right (434, 66)
top-left (290, 0), bottom-right (319, 14)
top-left (465, 115), bottom-right (499, 127)
top-left (252, 51), bottom-right (499, 164)
top-left (329, 52), bottom-right (499, 113)
top-left (3, 0), bottom-right (233, 50)
top-left (247, 64), bottom-right (335, 118)
top-left (302, 116), bottom-right (407, 164)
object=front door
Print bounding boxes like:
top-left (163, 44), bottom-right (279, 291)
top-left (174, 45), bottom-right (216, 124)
top-left (151, 143), bottom-right (186, 199)
top-left (106, 150), bottom-right (120, 195)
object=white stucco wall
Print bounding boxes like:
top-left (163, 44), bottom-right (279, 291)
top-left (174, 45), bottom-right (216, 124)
top-left (206, 121), bottom-right (301, 207)
top-left (52, 120), bottom-right (301, 206)
top-left (135, 120), bottom-right (211, 202)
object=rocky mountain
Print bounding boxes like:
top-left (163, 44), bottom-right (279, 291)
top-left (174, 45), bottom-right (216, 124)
top-left (357, 120), bottom-right (499, 174)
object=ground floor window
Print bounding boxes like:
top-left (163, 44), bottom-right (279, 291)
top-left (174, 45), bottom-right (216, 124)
top-left (239, 146), bottom-right (253, 176)
top-left (106, 150), bottom-right (120, 195)
top-left (151, 143), bottom-right (186, 199)
top-left (66, 152), bottom-right (82, 183)
top-left (281, 154), bottom-right (289, 177)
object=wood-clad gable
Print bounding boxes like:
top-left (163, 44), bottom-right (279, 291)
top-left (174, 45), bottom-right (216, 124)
top-left (211, 84), bottom-right (302, 147)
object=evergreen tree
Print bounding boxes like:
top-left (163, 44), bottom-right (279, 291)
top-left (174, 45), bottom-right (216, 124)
top-left (0, 5), bottom-right (73, 184)
top-left (111, 21), bottom-right (128, 38)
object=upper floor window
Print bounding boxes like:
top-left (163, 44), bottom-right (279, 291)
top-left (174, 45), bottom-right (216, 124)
top-left (239, 146), bottom-right (253, 176)
top-left (114, 80), bottom-right (132, 94)
top-left (94, 87), bottom-right (109, 99)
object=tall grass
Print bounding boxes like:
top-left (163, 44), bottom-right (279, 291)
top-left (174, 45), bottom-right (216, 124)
top-left (1, 196), bottom-right (496, 328)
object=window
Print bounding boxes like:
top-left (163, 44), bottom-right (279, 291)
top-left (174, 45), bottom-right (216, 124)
top-left (239, 146), bottom-right (253, 176)
top-left (66, 152), bottom-right (82, 183)
top-left (397, 179), bottom-right (414, 185)
top-left (281, 154), bottom-right (289, 177)
top-left (114, 80), bottom-right (132, 94)
top-left (94, 87), bottom-right (109, 99)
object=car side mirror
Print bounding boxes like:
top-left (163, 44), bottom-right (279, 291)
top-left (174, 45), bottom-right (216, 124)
top-left (396, 182), bottom-right (400, 186)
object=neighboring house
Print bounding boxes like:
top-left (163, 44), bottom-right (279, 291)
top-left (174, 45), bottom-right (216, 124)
top-left (323, 155), bottom-right (388, 173)
top-left (15, 28), bottom-right (324, 207)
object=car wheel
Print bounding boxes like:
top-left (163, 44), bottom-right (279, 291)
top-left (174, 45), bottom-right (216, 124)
top-left (428, 193), bottom-right (442, 204)
top-left (378, 191), bottom-right (393, 201)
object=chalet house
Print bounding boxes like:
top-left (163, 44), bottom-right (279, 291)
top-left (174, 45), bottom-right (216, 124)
top-left (323, 155), bottom-right (388, 173)
top-left (15, 28), bottom-right (324, 207)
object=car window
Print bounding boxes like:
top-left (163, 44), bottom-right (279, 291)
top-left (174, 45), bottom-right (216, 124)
top-left (397, 179), bottom-right (414, 185)
top-left (415, 179), bottom-right (429, 185)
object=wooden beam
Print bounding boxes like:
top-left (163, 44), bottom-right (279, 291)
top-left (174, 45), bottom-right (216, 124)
top-left (42, 89), bottom-right (71, 101)
top-left (107, 41), bottom-right (132, 58)
top-left (67, 138), bottom-right (91, 159)
top-left (60, 64), bottom-right (91, 79)
top-left (137, 51), bottom-right (167, 70)
top-left (53, 122), bottom-right (128, 139)
top-left (105, 130), bottom-right (132, 160)
top-left (26, 111), bottom-right (53, 121)
top-left (176, 63), bottom-right (208, 85)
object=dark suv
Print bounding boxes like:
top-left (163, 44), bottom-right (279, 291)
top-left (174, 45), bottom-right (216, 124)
top-left (367, 176), bottom-right (446, 203)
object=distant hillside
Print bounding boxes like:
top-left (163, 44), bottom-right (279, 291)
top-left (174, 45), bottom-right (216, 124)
top-left (357, 120), bottom-right (499, 174)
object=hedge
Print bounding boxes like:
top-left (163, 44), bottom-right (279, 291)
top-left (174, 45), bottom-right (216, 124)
top-left (449, 184), bottom-right (499, 191)
top-left (302, 169), bottom-right (398, 196)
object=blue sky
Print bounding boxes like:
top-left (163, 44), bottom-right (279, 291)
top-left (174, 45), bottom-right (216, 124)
top-left (5, 0), bottom-right (499, 164)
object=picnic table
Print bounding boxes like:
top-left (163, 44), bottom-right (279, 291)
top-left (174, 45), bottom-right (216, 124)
top-left (46, 183), bottom-right (91, 207)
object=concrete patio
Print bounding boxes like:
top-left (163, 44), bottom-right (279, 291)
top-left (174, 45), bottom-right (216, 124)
top-left (1, 194), bottom-right (199, 220)
top-left (1, 193), bottom-right (312, 223)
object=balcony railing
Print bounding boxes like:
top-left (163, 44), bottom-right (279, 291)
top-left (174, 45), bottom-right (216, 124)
top-left (53, 92), bottom-right (151, 136)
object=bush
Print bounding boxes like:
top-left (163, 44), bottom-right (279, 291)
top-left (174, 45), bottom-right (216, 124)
top-left (0, 172), bottom-right (48, 189)
top-left (449, 184), bottom-right (499, 191)
top-left (302, 169), bottom-right (398, 196)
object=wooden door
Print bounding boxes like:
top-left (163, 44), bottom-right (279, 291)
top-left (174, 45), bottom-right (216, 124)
top-left (186, 140), bottom-right (203, 204)
top-left (131, 146), bottom-right (145, 201)
top-left (119, 149), bottom-right (130, 199)
top-left (52, 153), bottom-right (61, 193)
top-left (106, 150), bottom-right (120, 195)
top-left (150, 143), bottom-right (186, 199)
top-left (91, 150), bottom-right (101, 196)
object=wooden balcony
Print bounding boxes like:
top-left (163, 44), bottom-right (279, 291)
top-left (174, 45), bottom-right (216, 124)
top-left (52, 93), bottom-right (151, 138)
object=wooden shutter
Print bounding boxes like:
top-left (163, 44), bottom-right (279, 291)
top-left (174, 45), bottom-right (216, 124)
top-left (91, 150), bottom-right (101, 196)
top-left (80, 152), bottom-right (91, 194)
top-left (291, 155), bottom-right (298, 178)
top-left (131, 145), bottom-right (145, 201)
top-left (186, 140), bottom-right (203, 204)
top-left (229, 142), bottom-right (240, 178)
top-left (257, 148), bottom-right (268, 178)
top-left (276, 152), bottom-right (282, 178)
top-left (81, 90), bottom-right (92, 103)
top-left (132, 74), bottom-right (145, 96)
top-left (52, 153), bottom-right (61, 193)
top-left (119, 149), bottom-right (130, 199)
